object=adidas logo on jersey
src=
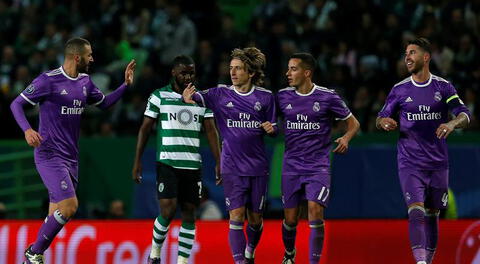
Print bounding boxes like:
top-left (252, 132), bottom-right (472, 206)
top-left (226, 102), bottom-right (234, 108)
top-left (405, 97), bottom-right (413, 103)
top-left (286, 104), bottom-right (293, 109)
top-left (61, 89), bottom-right (68, 95)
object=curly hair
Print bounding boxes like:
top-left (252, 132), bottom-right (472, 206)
top-left (230, 47), bottom-right (266, 86)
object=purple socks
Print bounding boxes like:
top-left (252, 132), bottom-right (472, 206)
top-left (282, 220), bottom-right (297, 253)
top-left (425, 211), bottom-right (439, 264)
top-left (408, 206), bottom-right (426, 262)
top-left (31, 210), bottom-right (69, 254)
top-left (245, 223), bottom-right (263, 258)
top-left (228, 220), bottom-right (246, 263)
top-left (309, 220), bottom-right (324, 264)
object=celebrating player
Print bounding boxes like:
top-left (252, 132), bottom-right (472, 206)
top-left (278, 53), bottom-right (360, 264)
top-left (183, 47), bottom-right (276, 264)
top-left (10, 37), bottom-right (136, 264)
top-left (132, 55), bottom-right (220, 264)
top-left (377, 37), bottom-right (470, 264)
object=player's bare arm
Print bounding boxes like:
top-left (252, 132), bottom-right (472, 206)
top-left (132, 117), bottom-right (155, 184)
top-left (24, 128), bottom-right (43, 148)
top-left (376, 116), bottom-right (398, 131)
top-left (203, 118), bottom-right (222, 185)
top-left (182, 83), bottom-right (196, 104)
top-left (333, 115), bottom-right (360, 154)
top-left (124, 59), bottom-right (136, 86)
top-left (436, 112), bottom-right (469, 139)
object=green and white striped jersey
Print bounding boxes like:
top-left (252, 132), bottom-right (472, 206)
top-left (144, 84), bottom-right (213, 170)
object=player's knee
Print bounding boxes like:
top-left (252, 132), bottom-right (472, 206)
top-left (229, 208), bottom-right (245, 222)
top-left (181, 210), bottom-right (196, 223)
top-left (284, 218), bottom-right (298, 228)
top-left (426, 208), bottom-right (440, 217)
top-left (307, 204), bottom-right (324, 220)
top-left (408, 205), bottom-right (426, 222)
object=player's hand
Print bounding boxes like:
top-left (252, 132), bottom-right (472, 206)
top-left (378, 117), bottom-right (398, 131)
top-left (215, 164), bottom-right (222, 185)
top-left (183, 83), bottom-right (196, 104)
top-left (132, 162), bottom-right (143, 184)
top-left (261, 121), bottom-right (275, 134)
top-left (24, 128), bottom-right (43, 147)
top-left (124, 59), bottom-right (136, 86)
top-left (333, 136), bottom-right (349, 154)
top-left (436, 122), bottom-right (455, 139)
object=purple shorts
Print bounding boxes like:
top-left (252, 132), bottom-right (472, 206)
top-left (222, 175), bottom-right (268, 213)
top-left (399, 167), bottom-right (449, 209)
top-left (282, 172), bottom-right (331, 208)
top-left (35, 158), bottom-right (78, 203)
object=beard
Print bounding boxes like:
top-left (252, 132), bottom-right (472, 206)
top-left (78, 58), bottom-right (89, 73)
top-left (408, 60), bottom-right (424, 74)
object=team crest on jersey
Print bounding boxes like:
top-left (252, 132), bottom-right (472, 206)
top-left (158, 183), bottom-right (164, 192)
top-left (60, 180), bottom-right (68, 190)
top-left (177, 109), bottom-right (194, 125)
top-left (313, 102), bottom-right (321, 112)
top-left (24, 84), bottom-right (35, 94)
top-left (434, 91), bottom-right (442, 102)
top-left (83, 86), bottom-right (87, 96)
top-left (254, 101), bottom-right (262, 111)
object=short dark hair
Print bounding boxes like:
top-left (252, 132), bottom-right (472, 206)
top-left (64, 37), bottom-right (90, 56)
top-left (172, 55), bottom-right (195, 68)
top-left (407, 37), bottom-right (431, 54)
top-left (290, 53), bottom-right (317, 73)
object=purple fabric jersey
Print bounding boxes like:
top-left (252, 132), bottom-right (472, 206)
top-left (378, 74), bottom-right (471, 170)
top-left (192, 85), bottom-right (277, 176)
top-left (19, 67), bottom-right (105, 163)
top-left (277, 85), bottom-right (352, 175)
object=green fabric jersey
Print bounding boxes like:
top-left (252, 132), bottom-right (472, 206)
top-left (144, 84), bottom-right (213, 169)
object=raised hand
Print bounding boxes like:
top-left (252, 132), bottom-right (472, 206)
top-left (124, 59), bottom-right (136, 86)
top-left (183, 83), bottom-right (196, 104)
top-left (24, 128), bottom-right (43, 147)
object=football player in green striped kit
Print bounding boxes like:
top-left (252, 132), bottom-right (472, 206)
top-left (132, 55), bottom-right (221, 264)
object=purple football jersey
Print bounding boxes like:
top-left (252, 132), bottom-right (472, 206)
top-left (277, 85), bottom-right (352, 175)
top-left (378, 74), bottom-right (471, 170)
top-left (192, 85), bottom-right (277, 176)
top-left (20, 67), bottom-right (105, 162)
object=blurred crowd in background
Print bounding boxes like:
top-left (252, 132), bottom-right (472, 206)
top-left (1, 0), bottom-right (480, 138)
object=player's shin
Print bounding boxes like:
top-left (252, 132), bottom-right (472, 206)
top-left (308, 220), bottom-right (324, 264)
top-left (408, 206), bottom-right (427, 262)
top-left (150, 215), bottom-right (171, 258)
top-left (229, 220), bottom-right (246, 263)
top-left (31, 210), bottom-right (69, 254)
top-left (425, 211), bottom-right (440, 264)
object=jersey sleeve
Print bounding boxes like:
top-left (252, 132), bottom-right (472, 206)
top-left (329, 92), bottom-right (352, 120)
top-left (444, 83), bottom-right (471, 121)
top-left (378, 86), bottom-right (399, 118)
top-left (20, 75), bottom-right (50, 105)
top-left (144, 93), bottom-right (161, 119)
top-left (86, 77), bottom-right (106, 106)
top-left (204, 108), bottom-right (214, 118)
top-left (193, 87), bottom-right (219, 111)
top-left (265, 93), bottom-right (277, 125)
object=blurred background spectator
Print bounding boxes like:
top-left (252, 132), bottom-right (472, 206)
top-left (1, 0), bottom-right (479, 137)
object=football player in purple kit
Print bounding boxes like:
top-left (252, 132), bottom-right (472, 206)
top-left (10, 37), bottom-right (136, 264)
top-left (377, 38), bottom-right (470, 264)
top-left (277, 53), bottom-right (360, 264)
top-left (183, 47), bottom-right (277, 264)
